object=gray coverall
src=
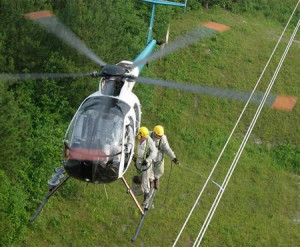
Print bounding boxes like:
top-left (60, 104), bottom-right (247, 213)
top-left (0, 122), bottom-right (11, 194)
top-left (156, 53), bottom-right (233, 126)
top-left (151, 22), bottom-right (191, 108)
top-left (136, 137), bottom-right (157, 194)
top-left (150, 131), bottom-right (176, 180)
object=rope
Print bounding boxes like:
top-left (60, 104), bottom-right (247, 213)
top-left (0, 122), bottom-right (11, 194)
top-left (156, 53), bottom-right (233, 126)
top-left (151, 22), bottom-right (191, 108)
top-left (179, 165), bottom-right (223, 189)
top-left (172, 1), bottom-right (300, 245)
top-left (193, 18), bottom-right (300, 246)
top-left (178, 165), bottom-right (205, 178)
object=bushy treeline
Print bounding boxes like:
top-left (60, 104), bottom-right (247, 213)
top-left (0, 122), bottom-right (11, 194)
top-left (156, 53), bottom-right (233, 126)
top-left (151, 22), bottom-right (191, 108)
top-left (188, 0), bottom-right (299, 24)
top-left (0, 0), bottom-right (298, 246)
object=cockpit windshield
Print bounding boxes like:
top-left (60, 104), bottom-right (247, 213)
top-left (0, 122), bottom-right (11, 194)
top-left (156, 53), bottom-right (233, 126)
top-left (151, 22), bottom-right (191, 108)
top-left (65, 96), bottom-right (130, 160)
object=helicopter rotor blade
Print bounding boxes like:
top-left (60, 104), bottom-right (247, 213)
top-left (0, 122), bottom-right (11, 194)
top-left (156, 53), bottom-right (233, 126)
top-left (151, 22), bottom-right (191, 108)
top-left (24, 11), bottom-right (106, 66)
top-left (137, 77), bottom-right (297, 111)
top-left (0, 72), bottom-right (92, 82)
top-left (132, 25), bottom-right (218, 69)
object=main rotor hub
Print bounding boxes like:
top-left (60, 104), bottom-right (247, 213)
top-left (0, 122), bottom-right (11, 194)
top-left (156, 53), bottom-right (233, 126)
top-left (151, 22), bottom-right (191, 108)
top-left (101, 65), bottom-right (126, 77)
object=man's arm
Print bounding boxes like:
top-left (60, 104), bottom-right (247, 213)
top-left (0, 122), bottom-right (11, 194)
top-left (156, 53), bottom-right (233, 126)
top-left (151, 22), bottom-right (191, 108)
top-left (161, 135), bottom-right (176, 159)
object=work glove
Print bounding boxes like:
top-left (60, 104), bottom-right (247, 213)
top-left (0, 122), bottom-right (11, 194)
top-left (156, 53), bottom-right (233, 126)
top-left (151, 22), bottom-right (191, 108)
top-left (142, 160), bottom-right (148, 166)
top-left (172, 158), bottom-right (180, 165)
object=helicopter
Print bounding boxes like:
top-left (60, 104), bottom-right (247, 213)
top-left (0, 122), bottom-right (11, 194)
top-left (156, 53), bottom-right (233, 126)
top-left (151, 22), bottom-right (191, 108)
top-left (0, 0), bottom-right (297, 237)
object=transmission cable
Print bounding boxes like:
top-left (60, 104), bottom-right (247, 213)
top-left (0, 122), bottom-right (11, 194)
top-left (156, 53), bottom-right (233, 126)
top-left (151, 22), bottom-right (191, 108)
top-left (193, 18), bottom-right (300, 247)
top-left (172, 1), bottom-right (300, 246)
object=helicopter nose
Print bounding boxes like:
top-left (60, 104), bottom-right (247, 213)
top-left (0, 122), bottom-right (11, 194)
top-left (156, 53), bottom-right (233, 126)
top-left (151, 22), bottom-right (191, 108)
top-left (64, 159), bottom-right (119, 183)
top-left (64, 155), bottom-right (118, 183)
top-left (63, 147), bottom-right (122, 183)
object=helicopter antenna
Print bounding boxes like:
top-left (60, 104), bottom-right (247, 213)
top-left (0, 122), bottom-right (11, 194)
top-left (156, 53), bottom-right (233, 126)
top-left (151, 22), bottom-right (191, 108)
top-left (24, 11), bottom-right (106, 66)
top-left (103, 185), bottom-right (109, 200)
top-left (160, 24), bottom-right (170, 50)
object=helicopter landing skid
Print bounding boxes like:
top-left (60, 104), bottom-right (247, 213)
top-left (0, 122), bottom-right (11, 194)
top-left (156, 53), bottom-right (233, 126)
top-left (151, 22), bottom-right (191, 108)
top-left (29, 174), bottom-right (70, 222)
top-left (131, 188), bottom-right (156, 242)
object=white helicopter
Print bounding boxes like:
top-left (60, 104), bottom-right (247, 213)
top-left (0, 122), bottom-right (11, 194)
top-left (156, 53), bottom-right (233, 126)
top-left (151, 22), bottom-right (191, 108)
top-left (0, 0), bottom-right (296, 238)
top-left (5, 0), bottom-right (200, 223)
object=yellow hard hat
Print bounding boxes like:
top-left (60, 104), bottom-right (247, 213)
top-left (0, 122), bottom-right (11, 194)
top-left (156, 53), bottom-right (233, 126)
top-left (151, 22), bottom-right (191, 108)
top-left (137, 127), bottom-right (149, 139)
top-left (153, 125), bottom-right (164, 137)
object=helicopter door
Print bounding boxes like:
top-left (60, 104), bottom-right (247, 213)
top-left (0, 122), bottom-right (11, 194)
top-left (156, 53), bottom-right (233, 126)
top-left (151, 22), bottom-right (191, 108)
top-left (133, 103), bottom-right (141, 135)
top-left (123, 117), bottom-right (135, 172)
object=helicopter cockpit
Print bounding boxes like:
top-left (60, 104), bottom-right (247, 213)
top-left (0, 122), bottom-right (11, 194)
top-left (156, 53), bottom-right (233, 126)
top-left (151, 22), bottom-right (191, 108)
top-left (63, 96), bottom-right (131, 183)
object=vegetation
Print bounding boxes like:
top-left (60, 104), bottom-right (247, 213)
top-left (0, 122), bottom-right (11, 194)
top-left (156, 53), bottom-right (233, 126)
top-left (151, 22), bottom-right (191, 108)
top-left (0, 0), bottom-right (299, 246)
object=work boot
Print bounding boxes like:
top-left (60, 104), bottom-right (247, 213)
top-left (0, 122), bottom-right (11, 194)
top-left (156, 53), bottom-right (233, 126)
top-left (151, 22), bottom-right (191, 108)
top-left (142, 193), bottom-right (150, 207)
top-left (154, 178), bottom-right (159, 190)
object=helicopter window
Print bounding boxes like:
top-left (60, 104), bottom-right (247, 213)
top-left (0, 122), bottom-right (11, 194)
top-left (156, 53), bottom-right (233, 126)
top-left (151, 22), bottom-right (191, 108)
top-left (133, 103), bottom-right (140, 135)
top-left (65, 96), bottom-right (130, 161)
top-left (124, 117), bottom-right (134, 170)
top-left (125, 117), bottom-right (134, 152)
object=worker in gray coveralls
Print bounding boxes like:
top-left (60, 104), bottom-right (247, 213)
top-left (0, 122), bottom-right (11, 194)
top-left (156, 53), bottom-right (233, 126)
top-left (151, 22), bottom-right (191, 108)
top-left (150, 125), bottom-right (180, 189)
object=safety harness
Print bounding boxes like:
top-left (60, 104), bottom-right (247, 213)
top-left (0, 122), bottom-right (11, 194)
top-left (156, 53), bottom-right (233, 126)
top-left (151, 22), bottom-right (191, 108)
top-left (151, 132), bottom-right (162, 150)
top-left (135, 139), bottom-right (151, 173)
top-left (151, 132), bottom-right (163, 168)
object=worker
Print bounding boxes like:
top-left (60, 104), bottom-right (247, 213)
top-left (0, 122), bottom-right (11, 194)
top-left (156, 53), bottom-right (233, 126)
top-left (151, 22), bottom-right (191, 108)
top-left (150, 125), bottom-right (179, 189)
top-left (135, 126), bottom-right (157, 206)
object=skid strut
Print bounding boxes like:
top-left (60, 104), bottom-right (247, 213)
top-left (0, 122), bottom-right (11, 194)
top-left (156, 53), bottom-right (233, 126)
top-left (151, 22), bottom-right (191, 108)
top-left (29, 167), bottom-right (70, 222)
top-left (121, 176), bottom-right (144, 215)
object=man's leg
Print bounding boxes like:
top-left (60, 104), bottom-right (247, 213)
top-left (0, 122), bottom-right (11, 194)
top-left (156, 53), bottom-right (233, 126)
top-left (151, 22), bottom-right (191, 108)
top-left (153, 160), bottom-right (164, 189)
top-left (141, 166), bottom-right (153, 206)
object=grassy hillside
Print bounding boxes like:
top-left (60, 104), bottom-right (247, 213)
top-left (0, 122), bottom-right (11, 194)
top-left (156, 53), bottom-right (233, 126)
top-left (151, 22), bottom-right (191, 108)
top-left (11, 6), bottom-right (300, 247)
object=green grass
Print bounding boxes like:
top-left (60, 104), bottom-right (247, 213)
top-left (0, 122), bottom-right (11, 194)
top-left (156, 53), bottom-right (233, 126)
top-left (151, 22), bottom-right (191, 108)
top-left (15, 7), bottom-right (300, 247)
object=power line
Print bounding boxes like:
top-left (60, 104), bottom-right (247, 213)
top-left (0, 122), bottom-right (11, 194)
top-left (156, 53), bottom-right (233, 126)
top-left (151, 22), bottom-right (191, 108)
top-left (172, 1), bottom-right (300, 245)
top-left (193, 17), bottom-right (300, 247)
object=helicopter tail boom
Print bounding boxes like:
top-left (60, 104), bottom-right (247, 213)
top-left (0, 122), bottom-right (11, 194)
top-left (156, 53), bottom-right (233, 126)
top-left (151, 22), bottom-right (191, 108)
top-left (141, 0), bottom-right (187, 44)
top-left (133, 40), bottom-right (157, 72)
